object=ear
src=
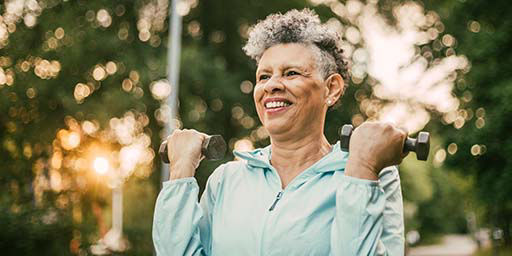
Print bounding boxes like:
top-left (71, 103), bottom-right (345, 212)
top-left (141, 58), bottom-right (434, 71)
top-left (324, 73), bottom-right (345, 106)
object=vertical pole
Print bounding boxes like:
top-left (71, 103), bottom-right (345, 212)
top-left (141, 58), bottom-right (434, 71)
top-left (112, 184), bottom-right (122, 233)
top-left (161, 0), bottom-right (183, 184)
top-left (154, 1), bottom-right (183, 254)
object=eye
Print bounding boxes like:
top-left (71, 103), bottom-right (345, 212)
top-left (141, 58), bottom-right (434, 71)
top-left (285, 70), bottom-right (301, 77)
top-left (258, 74), bottom-right (270, 81)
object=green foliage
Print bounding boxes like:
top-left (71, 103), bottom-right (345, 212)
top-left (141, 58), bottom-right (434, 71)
top-left (0, 206), bottom-right (73, 254)
top-left (122, 179), bottom-right (157, 255)
top-left (1, 0), bottom-right (508, 254)
top-left (431, 0), bottom-right (512, 244)
top-left (415, 168), bottom-right (472, 239)
top-left (0, 0), bottom-right (321, 254)
top-left (400, 137), bottom-right (474, 242)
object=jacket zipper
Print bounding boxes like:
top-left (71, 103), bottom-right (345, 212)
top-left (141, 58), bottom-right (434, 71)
top-left (268, 191), bottom-right (283, 211)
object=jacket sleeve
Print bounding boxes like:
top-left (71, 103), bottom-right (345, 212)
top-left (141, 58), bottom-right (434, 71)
top-left (331, 166), bottom-right (404, 256)
top-left (152, 165), bottom-right (225, 256)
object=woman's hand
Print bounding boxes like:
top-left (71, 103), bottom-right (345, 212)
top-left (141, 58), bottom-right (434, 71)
top-left (166, 129), bottom-right (207, 180)
top-left (344, 122), bottom-right (409, 180)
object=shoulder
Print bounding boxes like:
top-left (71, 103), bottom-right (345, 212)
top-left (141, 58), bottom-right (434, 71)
top-left (207, 145), bottom-right (269, 188)
top-left (206, 160), bottom-right (250, 186)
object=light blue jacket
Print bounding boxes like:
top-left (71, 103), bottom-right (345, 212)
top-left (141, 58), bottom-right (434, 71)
top-left (153, 142), bottom-right (404, 255)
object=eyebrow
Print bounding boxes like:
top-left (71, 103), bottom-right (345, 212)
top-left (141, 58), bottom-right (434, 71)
top-left (256, 64), bottom-right (307, 75)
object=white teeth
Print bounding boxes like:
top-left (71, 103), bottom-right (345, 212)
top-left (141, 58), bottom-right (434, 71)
top-left (265, 101), bottom-right (290, 108)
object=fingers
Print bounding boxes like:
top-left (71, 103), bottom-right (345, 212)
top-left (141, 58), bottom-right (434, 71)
top-left (164, 129), bottom-right (207, 179)
top-left (400, 150), bottom-right (410, 159)
top-left (165, 128), bottom-right (206, 154)
top-left (395, 126), bottom-right (412, 162)
top-left (168, 129), bottom-right (206, 139)
top-left (380, 122), bottom-right (410, 164)
top-left (396, 125), bottom-right (409, 138)
top-left (197, 131), bottom-right (209, 141)
top-left (394, 125), bottom-right (409, 160)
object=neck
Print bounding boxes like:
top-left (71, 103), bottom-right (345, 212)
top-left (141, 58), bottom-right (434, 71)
top-left (269, 130), bottom-right (332, 177)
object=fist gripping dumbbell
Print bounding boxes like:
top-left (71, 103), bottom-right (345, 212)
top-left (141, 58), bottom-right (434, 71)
top-left (339, 124), bottom-right (430, 161)
top-left (159, 134), bottom-right (227, 163)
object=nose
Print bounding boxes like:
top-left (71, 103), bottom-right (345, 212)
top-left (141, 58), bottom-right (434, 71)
top-left (263, 76), bottom-right (285, 94)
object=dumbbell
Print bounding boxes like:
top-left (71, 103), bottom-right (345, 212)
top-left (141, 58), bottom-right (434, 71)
top-left (159, 134), bottom-right (227, 163)
top-left (339, 124), bottom-right (430, 161)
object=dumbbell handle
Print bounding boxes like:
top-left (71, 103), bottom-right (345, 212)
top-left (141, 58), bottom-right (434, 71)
top-left (159, 135), bottom-right (227, 163)
top-left (404, 138), bottom-right (416, 153)
top-left (339, 124), bottom-right (430, 161)
top-left (341, 134), bottom-right (417, 152)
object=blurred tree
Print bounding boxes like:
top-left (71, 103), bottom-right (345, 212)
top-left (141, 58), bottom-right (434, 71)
top-left (1, 0), bottom-right (505, 254)
top-left (0, 0), bottom-right (165, 254)
top-left (416, 167), bottom-right (473, 241)
top-left (0, 0), bottom-right (315, 254)
top-left (429, 0), bottom-right (512, 246)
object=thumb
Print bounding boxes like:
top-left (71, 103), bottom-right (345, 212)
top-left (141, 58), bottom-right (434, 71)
top-left (397, 126), bottom-right (410, 159)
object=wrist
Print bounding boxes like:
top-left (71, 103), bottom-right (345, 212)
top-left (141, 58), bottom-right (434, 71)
top-left (169, 162), bottom-right (195, 180)
top-left (345, 156), bottom-right (379, 180)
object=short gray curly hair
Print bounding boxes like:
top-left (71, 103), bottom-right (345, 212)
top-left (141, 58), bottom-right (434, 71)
top-left (243, 9), bottom-right (349, 83)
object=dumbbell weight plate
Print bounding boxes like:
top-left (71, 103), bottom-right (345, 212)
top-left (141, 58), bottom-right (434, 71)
top-left (339, 124), bottom-right (353, 152)
top-left (415, 132), bottom-right (430, 161)
top-left (201, 135), bottom-right (227, 161)
top-left (159, 140), bottom-right (171, 163)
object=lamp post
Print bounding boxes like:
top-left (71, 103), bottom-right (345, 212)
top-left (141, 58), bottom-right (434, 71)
top-left (161, 0), bottom-right (183, 185)
top-left (90, 156), bottom-right (129, 254)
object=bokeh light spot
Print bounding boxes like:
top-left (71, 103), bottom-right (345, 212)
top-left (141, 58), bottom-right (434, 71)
top-left (150, 80), bottom-right (171, 100)
top-left (240, 80), bottom-right (253, 94)
top-left (475, 117), bottom-right (485, 129)
top-left (92, 66), bottom-right (106, 81)
top-left (234, 138), bottom-right (254, 153)
top-left (96, 9), bottom-right (112, 28)
top-left (447, 143), bottom-right (458, 155)
top-left (434, 148), bottom-right (446, 167)
top-left (468, 20), bottom-right (480, 33)
top-left (55, 27), bottom-right (65, 39)
top-left (93, 157), bottom-right (109, 175)
top-left (58, 129), bottom-right (81, 150)
top-left (106, 61), bottom-right (117, 74)
top-left (470, 144), bottom-right (481, 156)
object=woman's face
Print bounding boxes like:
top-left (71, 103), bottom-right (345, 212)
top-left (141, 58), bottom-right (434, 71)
top-left (254, 43), bottom-right (330, 137)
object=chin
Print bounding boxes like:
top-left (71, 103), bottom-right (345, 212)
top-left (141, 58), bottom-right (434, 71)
top-left (263, 120), bottom-right (294, 135)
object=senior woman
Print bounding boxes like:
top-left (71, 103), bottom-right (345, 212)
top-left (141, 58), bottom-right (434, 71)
top-left (153, 9), bottom-right (408, 256)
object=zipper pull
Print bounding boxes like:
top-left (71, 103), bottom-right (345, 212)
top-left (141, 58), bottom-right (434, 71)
top-left (269, 191), bottom-right (283, 211)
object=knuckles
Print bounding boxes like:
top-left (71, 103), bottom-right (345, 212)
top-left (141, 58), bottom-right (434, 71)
top-left (352, 121), bottom-right (408, 170)
top-left (359, 121), bottom-right (402, 135)
top-left (357, 121), bottom-right (407, 145)
top-left (381, 122), bottom-right (394, 130)
top-left (167, 129), bottom-right (202, 144)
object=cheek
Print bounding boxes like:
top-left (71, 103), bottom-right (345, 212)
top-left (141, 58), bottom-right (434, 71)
top-left (253, 86), bottom-right (264, 113)
top-left (289, 82), bottom-right (320, 102)
top-left (290, 83), bottom-right (325, 112)
top-left (253, 83), bottom-right (264, 98)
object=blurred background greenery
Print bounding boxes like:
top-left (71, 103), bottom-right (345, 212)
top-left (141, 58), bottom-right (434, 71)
top-left (0, 0), bottom-right (510, 255)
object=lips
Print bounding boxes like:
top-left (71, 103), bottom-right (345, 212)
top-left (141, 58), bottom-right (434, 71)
top-left (263, 98), bottom-right (292, 110)
top-left (262, 97), bottom-right (293, 114)
top-left (265, 101), bottom-right (290, 108)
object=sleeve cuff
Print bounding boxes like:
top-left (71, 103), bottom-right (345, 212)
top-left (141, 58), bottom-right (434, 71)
top-left (162, 177), bottom-right (198, 187)
top-left (341, 173), bottom-right (380, 187)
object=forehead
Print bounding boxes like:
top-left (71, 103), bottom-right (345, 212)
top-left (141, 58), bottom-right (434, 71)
top-left (257, 43), bottom-right (317, 71)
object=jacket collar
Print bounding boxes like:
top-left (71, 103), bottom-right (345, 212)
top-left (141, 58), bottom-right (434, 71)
top-left (233, 141), bottom-right (348, 173)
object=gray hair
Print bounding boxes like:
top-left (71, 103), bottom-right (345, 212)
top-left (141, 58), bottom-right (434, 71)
top-left (243, 9), bottom-right (349, 83)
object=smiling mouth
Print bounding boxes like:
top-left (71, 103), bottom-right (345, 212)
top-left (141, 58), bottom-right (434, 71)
top-left (265, 101), bottom-right (292, 109)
